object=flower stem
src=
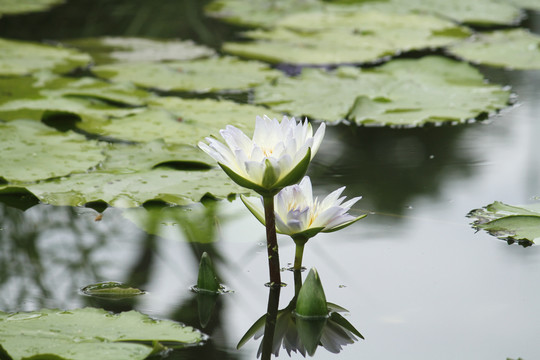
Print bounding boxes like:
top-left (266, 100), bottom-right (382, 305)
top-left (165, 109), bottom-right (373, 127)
top-left (262, 195), bottom-right (281, 360)
top-left (263, 195), bottom-right (281, 287)
top-left (293, 242), bottom-right (305, 271)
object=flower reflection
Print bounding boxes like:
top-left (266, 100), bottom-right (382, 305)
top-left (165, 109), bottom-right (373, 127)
top-left (239, 301), bottom-right (363, 358)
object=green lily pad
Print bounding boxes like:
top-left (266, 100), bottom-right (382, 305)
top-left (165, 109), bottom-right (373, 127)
top-left (77, 97), bottom-right (282, 145)
top-left (507, 0), bottom-right (540, 10)
top-left (0, 307), bottom-right (202, 360)
top-left (347, 0), bottom-right (522, 26)
top-left (205, 0), bottom-right (325, 27)
top-left (468, 201), bottom-right (540, 247)
top-left (205, 0), bottom-right (522, 27)
top-left (13, 167), bottom-right (246, 207)
top-left (448, 29), bottom-right (540, 70)
top-left (66, 37), bottom-right (215, 65)
top-left (224, 11), bottom-right (469, 65)
top-left (101, 140), bottom-right (213, 172)
top-left (0, 120), bottom-right (105, 183)
top-left (92, 56), bottom-right (283, 93)
top-left (81, 281), bottom-right (147, 299)
top-left (254, 56), bottom-right (510, 125)
top-left (0, 37), bottom-right (91, 75)
top-left (0, 0), bottom-right (64, 16)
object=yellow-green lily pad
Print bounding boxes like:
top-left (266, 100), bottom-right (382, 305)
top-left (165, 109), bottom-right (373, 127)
top-left (14, 167), bottom-right (246, 207)
top-left (92, 56), bottom-right (283, 93)
top-left (77, 97), bottom-right (282, 145)
top-left (254, 56), bottom-right (510, 125)
top-left (223, 11), bottom-right (470, 65)
top-left (0, 120), bottom-right (105, 183)
top-left (468, 201), bottom-right (540, 247)
top-left (0, 37), bottom-right (91, 75)
top-left (0, 307), bottom-right (202, 360)
top-left (448, 29), bottom-right (540, 70)
top-left (66, 37), bottom-right (215, 65)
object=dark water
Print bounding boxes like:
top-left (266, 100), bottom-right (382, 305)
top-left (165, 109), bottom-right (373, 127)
top-left (1, 2), bottom-right (540, 359)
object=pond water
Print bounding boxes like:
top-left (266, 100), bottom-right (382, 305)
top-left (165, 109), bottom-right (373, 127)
top-left (1, 1), bottom-right (540, 359)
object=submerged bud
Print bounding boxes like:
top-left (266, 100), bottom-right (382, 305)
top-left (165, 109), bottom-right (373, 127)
top-left (197, 252), bottom-right (219, 293)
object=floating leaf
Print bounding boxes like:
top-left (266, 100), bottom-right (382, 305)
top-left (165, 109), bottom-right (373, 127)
top-left (0, 37), bottom-right (91, 75)
top-left (0, 120), bottom-right (105, 183)
top-left (507, 0), bottom-right (540, 10)
top-left (8, 167), bottom-right (246, 207)
top-left (448, 29), bottom-right (540, 70)
top-left (0, 307), bottom-right (202, 360)
top-left (206, 0), bottom-right (522, 27)
top-left (468, 201), bottom-right (540, 247)
top-left (254, 56), bottom-right (510, 125)
top-left (77, 97), bottom-right (282, 145)
top-left (0, 0), bottom-right (64, 16)
top-left (224, 11), bottom-right (470, 65)
top-left (205, 0), bottom-right (325, 27)
top-left (344, 0), bottom-right (522, 26)
top-left (66, 37), bottom-right (215, 65)
top-left (92, 56), bottom-right (283, 93)
top-left (101, 140), bottom-right (213, 172)
top-left (81, 281), bottom-right (146, 299)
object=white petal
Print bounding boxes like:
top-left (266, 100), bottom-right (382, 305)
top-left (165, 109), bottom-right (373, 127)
top-left (244, 160), bottom-right (265, 184)
top-left (311, 206), bottom-right (344, 228)
top-left (341, 196), bottom-right (362, 209)
top-left (325, 214), bottom-right (356, 230)
top-left (298, 176), bottom-right (313, 206)
top-left (320, 186), bottom-right (346, 210)
top-left (310, 122), bottom-right (326, 158)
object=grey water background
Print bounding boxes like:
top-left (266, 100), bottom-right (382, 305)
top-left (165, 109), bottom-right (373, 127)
top-left (1, 1), bottom-right (540, 359)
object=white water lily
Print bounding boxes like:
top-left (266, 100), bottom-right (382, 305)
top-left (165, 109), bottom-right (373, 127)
top-left (242, 176), bottom-right (365, 242)
top-left (198, 115), bottom-right (325, 195)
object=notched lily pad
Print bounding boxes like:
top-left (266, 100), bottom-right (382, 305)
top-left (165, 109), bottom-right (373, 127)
top-left (0, 37), bottom-right (91, 75)
top-left (81, 281), bottom-right (147, 299)
top-left (254, 56), bottom-right (510, 126)
top-left (0, 120), bottom-right (105, 183)
top-left (448, 29), bottom-right (540, 70)
top-left (223, 11), bottom-right (470, 65)
top-left (92, 56), bottom-right (283, 93)
top-left (66, 37), bottom-right (215, 65)
top-left (0, 307), bottom-right (202, 360)
top-left (468, 201), bottom-right (540, 247)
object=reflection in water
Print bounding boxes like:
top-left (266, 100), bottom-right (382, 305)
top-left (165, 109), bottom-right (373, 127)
top-left (239, 268), bottom-right (363, 358)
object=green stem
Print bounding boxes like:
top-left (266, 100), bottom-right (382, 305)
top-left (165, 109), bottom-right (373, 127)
top-left (263, 195), bottom-right (281, 287)
top-left (261, 195), bottom-right (281, 360)
top-left (293, 242), bottom-right (305, 271)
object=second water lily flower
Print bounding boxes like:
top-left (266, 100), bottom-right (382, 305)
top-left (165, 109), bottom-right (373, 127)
top-left (198, 115), bottom-right (325, 195)
top-left (242, 176), bottom-right (366, 243)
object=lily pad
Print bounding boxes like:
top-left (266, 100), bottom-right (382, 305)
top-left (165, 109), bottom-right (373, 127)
top-left (254, 56), bottom-right (510, 125)
top-left (92, 56), bottom-right (283, 93)
top-left (101, 140), bottom-right (213, 172)
top-left (0, 0), bottom-right (64, 16)
top-left (206, 0), bottom-right (522, 27)
top-left (81, 281), bottom-right (147, 299)
top-left (448, 29), bottom-right (540, 70)
top-left (205, 0), bottom-right (325, 28)
top-left (77, 97), bottom-right (282, 145)
top-left (0, 37), bottom-right (91, 75)
top-left (15, 167), bottom-right (246, 207)
top-left (507, 0), bottom-right (540, 10)
top-left (0, 120), bottom-right (105, 183)
top-left (0, 307), bottom-right (202, 360)
top-left (468, 201), bottom-right (540, 247)
top-left (347, 0), bottom-right (522, 26)
top-left (66, 37), bottom-right (215, 65)
top-left (223, 11), bottom-right (470, 65)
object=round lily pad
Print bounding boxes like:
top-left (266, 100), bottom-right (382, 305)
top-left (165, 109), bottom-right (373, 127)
top-left (224, 11), bottom-right (470, 65)
top-left (92, 56), bottom-right (283, 93)
top-left (66, 37), bottom-right (215, 65)
top-left (0, 37), bottom-right (91, 75)
top-left (254, 56), bottom-right (510, 126)
top-left (0, 0), bottom-right (64, 16)
top-left (77, 97), bottom-right (282, 145)
top-left (0, 120), bottom-right (105, 183)
top-left (448, 29), bottom-right (540, 70)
